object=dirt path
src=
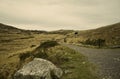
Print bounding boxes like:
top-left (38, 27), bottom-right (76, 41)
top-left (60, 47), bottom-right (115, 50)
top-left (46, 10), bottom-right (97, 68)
top-left (64, 44), bottom-right (120, 79)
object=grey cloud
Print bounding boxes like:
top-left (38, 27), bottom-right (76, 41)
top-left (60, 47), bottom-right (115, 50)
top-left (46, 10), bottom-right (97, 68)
top-left (0, 0), bottom-right (120, 31)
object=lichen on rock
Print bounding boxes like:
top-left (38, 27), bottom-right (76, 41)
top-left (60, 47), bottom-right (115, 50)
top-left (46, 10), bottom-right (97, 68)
top-left (14, 58), bottom-right (63, 79)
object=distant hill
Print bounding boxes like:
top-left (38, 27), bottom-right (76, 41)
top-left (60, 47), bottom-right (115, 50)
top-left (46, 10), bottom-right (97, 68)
top-left (49, 30), bottom-right (74, 35)
top-left (0, 23), bottom-right (47, 34)
top-left (0, 22), bottom-right (120, 46)
top-left (68, 22), bottom-right (120, 46)
top-left (0, 23), bottom-right (47, 44)
top-left (0, 23), bottom-right (24, 33)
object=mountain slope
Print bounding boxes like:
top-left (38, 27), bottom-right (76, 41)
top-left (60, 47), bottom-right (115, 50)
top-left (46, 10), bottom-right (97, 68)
top-left (0, 23), bottom-right (23, 33)
top-left (67, 22), bottom-right (120, 46)
top-left (0, 23), bottom-right (47, 34)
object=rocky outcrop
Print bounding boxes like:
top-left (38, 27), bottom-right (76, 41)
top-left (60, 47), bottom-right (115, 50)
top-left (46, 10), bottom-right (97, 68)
top-left (14, 58), bottom-right (63, 79)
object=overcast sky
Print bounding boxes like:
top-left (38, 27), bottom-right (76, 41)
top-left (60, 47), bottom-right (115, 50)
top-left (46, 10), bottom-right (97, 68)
top-left (0, 0), bottom-right (120, 31)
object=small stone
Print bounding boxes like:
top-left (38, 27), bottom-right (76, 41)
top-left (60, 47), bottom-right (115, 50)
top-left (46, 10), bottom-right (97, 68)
top-left (82, 62), bottom-right (86, 64)
top-left (64, 70), bottom-right (72, 74)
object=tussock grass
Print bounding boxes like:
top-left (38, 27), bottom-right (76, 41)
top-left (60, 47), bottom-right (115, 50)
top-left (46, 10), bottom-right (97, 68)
top-left (16, 41), bottom-right (99, 79)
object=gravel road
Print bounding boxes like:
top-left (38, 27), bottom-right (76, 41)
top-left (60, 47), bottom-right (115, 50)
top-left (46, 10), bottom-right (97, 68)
top-left (64, 44), bottom-right (120, 79)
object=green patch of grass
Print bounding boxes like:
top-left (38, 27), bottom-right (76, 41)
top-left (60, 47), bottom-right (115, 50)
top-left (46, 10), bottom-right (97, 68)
top-left (17, 40), bottom-right (99, 79)
top-left (47, 46), bottom-right (99, 79)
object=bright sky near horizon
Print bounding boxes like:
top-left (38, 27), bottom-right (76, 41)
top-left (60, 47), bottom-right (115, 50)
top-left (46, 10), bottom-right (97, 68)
top-left (0, 0), bottom-right (120, 31)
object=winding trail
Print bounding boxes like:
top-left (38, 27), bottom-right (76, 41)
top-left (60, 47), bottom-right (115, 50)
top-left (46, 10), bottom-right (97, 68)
top-left (64, 44), bottom-right (120, 79)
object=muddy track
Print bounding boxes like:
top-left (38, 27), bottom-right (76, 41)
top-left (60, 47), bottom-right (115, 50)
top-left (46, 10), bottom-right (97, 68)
top-left (64, 44), bottom-right (120, 79)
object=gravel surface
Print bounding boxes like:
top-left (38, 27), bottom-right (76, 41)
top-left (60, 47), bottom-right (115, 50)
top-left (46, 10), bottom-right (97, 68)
top-left (64, 44), bottom-right (120, 79)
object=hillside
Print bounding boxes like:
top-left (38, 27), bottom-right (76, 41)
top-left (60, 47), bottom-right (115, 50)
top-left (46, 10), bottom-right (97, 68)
top-left (0, 23), bottom-right (47, 34)
top-left (49, 29), bottom-right (74, 35)
top-left (66, 22), bottom-right (120, 46)
top-left (0, 22), bottom-right (119, 79)
top-left (0, 23), bottom-right (24, 34)
top-left (0, 23), bottom-right (98, 79)
top-left (0, 22), bottom-right (120, 46)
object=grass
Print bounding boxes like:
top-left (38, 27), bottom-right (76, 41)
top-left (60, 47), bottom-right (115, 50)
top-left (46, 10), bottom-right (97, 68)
top-left (15, 41), bottom-right (99, 79)
top-left (1, 22), bottom-right (119, 79)
top-left (0, 32), bottom-right (99, 79)
top-left (47, 45), bottom-right (99, 79)
top-left (63, 23), bottom-right (120, 47)
top-left (0, 33), bottom-right (64, 79)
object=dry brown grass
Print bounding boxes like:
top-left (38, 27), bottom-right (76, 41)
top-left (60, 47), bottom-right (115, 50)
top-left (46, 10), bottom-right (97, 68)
top-left (0, 32), bottom-right (64, 79)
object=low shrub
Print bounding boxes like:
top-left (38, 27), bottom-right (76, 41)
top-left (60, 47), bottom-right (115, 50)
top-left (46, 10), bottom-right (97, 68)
top-left (39, 40), bottom-right (59, 49)
top-left (19, 51), bottom-right (32, 61)
top-left (33, 51), bottom-right (48, 59)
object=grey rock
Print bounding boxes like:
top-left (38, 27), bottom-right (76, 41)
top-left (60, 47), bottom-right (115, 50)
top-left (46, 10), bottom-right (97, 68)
top-left (14, 58), bottom-right (63, 79)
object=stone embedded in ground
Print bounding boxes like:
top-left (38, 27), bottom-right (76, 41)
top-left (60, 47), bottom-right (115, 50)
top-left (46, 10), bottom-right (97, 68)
top-left (14, 58), bottom-right (63, 79)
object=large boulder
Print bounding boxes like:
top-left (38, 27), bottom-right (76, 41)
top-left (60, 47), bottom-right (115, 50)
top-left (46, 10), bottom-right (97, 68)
top-left (14, 58), bottom-right (63, 79)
